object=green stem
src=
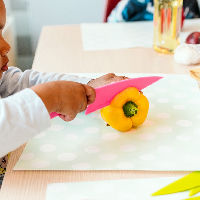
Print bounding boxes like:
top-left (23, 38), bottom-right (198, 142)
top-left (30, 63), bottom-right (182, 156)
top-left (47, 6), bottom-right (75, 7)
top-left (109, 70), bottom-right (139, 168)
top-left (123, 101), bottom-right (138, 118)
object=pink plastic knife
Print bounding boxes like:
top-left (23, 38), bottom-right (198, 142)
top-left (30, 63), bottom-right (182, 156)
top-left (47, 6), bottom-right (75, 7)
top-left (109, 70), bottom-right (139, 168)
top-left (50, 76), bottom-right (163, 118)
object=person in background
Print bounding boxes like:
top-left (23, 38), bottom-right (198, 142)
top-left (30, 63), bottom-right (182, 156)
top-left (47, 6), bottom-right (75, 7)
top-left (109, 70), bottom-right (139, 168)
top-left (108, 0), bottom-right (200, 23)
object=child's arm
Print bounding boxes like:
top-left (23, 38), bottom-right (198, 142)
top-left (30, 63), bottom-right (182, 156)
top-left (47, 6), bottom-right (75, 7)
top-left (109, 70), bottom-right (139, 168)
top-left (0, 89), bottom-right (51, 157)
top-left (0, 80), bottom-right (95, 158)
top-left (0, 67), bottom-right (91, 97)
top-left (32, 81), bottom-right (95, 121)
top-left (0, 67), bottom-right (127, 96)
top-left (0, 68), bottom-right (126, 157)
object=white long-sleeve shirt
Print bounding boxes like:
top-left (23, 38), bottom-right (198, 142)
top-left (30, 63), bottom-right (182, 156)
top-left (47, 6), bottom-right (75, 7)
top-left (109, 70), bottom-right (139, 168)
top-left (0, 67), bottom-right (90, 158)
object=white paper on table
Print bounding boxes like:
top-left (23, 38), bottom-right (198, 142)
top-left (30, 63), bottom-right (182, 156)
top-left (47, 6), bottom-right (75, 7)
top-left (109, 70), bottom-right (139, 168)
top-left (81, 19), bottom-right (200, 51)
top-left (46, 177), bottom-right (193, 200)
top-left (81, 22), bottom-right (153, 51)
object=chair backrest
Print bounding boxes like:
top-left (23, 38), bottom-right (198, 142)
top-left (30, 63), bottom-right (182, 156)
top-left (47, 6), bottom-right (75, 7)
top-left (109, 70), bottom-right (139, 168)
top-left (104, 0), bottom-right (121, 22)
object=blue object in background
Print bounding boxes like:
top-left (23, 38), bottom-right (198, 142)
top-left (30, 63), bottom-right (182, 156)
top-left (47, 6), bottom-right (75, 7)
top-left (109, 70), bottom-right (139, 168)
top-left (122, 0), bottom-right (154, 21)
top-left (120, 0), bottom-right (200, 22)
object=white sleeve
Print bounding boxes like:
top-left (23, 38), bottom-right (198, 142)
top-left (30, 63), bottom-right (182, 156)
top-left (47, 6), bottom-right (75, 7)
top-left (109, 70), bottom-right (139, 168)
top-left (0, 89), bottom-right (51, 158)
top-left (0, 67), bottom-right (91, 97)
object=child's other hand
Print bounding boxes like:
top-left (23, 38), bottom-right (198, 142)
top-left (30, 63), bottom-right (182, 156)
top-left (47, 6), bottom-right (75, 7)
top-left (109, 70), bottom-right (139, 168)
top-left (88, 73), bottom-right (128, 88)
top-left (32, 81), bottom-right (95, 122)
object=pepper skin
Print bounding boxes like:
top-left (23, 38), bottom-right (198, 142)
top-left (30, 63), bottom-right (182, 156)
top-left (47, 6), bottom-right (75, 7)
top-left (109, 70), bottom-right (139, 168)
top-left (101, 87), bottom-right (149, 132)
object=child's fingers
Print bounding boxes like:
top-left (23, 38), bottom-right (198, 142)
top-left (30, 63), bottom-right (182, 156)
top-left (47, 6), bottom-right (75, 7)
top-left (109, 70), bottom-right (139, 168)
top-left (79, 95), bottom-right (88, 112)
top-left (119, 76), bottom-right (129, 80)
top-left (59, 112), bottom-right (77, 122)
top-left (104, 73), bottom-right (116, 79)
top-left (111, 76), bottom-right (128, 82)
top-left (59, 114), bottom-right (67, 121)
top-left (83, 84), bottom-right (96, 105)
top-left (104, 73), bottom-right (128, 81)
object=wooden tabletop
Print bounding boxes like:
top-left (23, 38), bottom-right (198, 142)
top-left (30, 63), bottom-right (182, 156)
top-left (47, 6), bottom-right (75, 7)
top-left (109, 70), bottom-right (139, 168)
top-left (0, 23), bottom-right (194, 200)
top-left (32, 25), bottom-right (191, 74)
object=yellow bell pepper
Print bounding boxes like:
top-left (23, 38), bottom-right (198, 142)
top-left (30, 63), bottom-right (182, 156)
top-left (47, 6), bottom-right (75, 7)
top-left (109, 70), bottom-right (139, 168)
top-left (101, 87), bottom-right (149, 132)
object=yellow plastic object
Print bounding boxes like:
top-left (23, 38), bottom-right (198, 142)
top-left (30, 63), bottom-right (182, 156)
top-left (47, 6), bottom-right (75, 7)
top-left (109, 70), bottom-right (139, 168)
top-left (190, 187), bottom-right (200, 197)
top-left (100, 87), bottom-right (149, 132)
top-left (152, 172), bottom-right (200, 196)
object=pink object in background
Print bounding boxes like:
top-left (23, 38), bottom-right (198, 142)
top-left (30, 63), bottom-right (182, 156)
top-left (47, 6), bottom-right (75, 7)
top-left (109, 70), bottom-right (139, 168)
top-left (50, 76), bottom-right (163, 119)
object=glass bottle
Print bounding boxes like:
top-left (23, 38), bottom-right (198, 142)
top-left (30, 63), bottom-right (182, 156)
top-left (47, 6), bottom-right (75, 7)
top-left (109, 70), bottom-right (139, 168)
top-left (153, 0), bottom-right (183, 54)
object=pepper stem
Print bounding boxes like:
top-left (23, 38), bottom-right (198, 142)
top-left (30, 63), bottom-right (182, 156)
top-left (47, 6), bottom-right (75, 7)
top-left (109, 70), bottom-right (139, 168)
top-left (123, 101), bottom-right (138, 118)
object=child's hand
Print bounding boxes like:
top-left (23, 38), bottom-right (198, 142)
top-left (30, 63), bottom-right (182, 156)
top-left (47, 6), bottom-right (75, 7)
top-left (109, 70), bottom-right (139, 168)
top-left (88, 73), bottom-right (128, 88)
top-left (32, 81), bottom-right (95, 121)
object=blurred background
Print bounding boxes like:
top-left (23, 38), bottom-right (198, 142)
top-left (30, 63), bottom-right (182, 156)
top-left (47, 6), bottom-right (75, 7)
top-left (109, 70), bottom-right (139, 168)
top-left (3, 0), bottom-right (200, 71)
top-left (3, 0), bottom-right (106, 70)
